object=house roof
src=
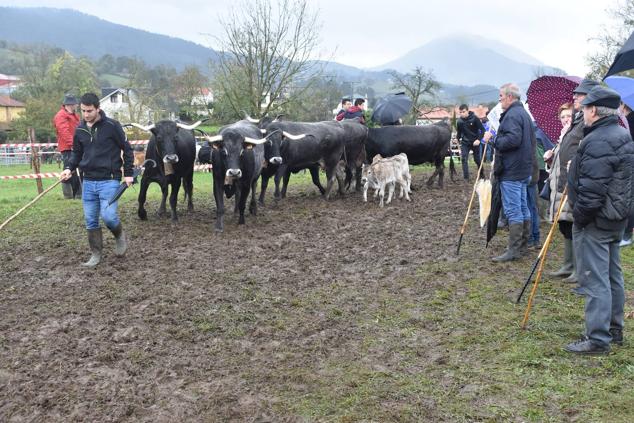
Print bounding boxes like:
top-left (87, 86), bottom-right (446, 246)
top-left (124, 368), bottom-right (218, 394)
top-left (100, 87), bottom-right (125, 101)
top-left (0, 95), bottom-right (25, 107)
top-left (418, 107), bottom-right (451, 120)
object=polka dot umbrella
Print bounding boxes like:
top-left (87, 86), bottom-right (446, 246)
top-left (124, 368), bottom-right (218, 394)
top-left (526, 76), bottom-right (581, 143)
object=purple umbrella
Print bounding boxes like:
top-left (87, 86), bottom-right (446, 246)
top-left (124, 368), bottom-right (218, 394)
top-left (526, 76), bottom-right (582, 143)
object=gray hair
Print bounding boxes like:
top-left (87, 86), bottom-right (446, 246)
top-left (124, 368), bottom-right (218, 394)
top-left (500, 83), bottom-right (521, 100)
top-left (594, 106), bottom-right (619, 118)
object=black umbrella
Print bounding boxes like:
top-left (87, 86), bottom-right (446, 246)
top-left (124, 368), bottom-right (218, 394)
top-left (485, 177), bottom-right (502, 247)
top-left (604, 29), bottom-right (634, 78)
top-left (107, 159), bottom-right (156, 206)
top-left (371, 92), bottom-right (413, 125)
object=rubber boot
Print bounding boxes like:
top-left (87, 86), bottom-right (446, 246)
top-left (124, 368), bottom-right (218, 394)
top-left (492, 223), bottom-right (523, 262)
top-left (82, 228), bottom-right (102, 267)
top-left (62, 182), bottom-right (73, 199)
top-left (549, 238), bottom-right (573, 277)
top-left (562, 244), bottom-right (578, 283)
top-left (110, 223), bottom-right (127, 257)
top-left (519, 220), bottom-right (531, 255)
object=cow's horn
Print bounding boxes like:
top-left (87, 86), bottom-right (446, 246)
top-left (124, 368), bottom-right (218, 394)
top-left (282, 131), bottom-right (306, 140)
top-left (206, 135), bottom-right (223, 142)
top-left (242, 111), bottom-right (259, 123)
top-left (130, 123), bottom-right (155, 132)
top-left (244, 136), bottom-right (267, 145)
top-left (176, 120), bottom-right (204, 130)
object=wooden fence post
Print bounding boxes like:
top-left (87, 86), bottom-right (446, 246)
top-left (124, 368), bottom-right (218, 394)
top-left (29, 128), bottom-right (43, 194)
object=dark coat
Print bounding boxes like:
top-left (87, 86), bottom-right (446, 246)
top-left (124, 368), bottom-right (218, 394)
top-left (567, 115), bottom-right (634, 231)
top-left (456, 111), bottom-right (485, 143)
top-left (493, 101), bottom-right (533, 181)
top-left (556, 112), bottom-right (584, 192)
top-left (67, 110), bottom-right (133, 180)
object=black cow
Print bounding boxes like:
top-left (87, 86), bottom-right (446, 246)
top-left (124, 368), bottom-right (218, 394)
top-left (261, 121), bottom-right (347, 200)
top-left (131, 120), bottom-right (200, 222)
top-left (205, 120), bottom-right (267, 232)
top-left (366, 122), bottom-right (456, 188)
top-left (327, 119), bottom-right (368, 191)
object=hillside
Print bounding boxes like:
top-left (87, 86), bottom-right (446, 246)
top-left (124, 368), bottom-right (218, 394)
top-left (0, 7), bottom-right (218, 70)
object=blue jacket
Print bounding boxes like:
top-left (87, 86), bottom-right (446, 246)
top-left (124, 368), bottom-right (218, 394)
top-left (493, 101), bottom-right (534, 181)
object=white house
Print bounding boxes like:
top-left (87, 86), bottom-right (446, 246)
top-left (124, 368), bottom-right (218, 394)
top-left (99, 88), bottom-right (154, 123)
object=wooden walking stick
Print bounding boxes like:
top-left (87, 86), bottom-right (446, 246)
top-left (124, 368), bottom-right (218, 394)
top-left (456, 141), bottom-right (489, 255)
top-left (516, 186), bottom-right (569, 304)
top-left (520, 188), bottom-right (568, 329)
top-left (0, 179), bottom-right (62, 231)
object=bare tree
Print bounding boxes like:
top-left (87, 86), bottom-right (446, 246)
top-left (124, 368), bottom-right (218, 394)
top-left (211, 0), bottom-right (322, 118)
top-left (173, 66), bottom-right (210, 119)
top-left (586, 0), bottom-right (634, 79)
top-left (388, 67), bottom-right (440, 124)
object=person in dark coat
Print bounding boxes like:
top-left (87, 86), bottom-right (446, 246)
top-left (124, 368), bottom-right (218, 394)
top-left (484, 83), bottom-right (534, 262)
top-left (60, 93), bottom-right (134, 268)
top-left (564, 86), bottom-right (634, 355)
top-left (343, 98), bottom-right (366, 124)
top-left (456, 104), bottom-right (485, 180)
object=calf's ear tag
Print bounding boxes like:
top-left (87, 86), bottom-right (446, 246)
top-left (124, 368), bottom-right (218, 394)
top-left (245, 144), bottom-right (253, 150)
top-left (212, 143), bottom-right (219, 150)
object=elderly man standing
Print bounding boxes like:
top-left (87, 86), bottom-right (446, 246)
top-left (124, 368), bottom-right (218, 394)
top-left (565, 86), bottom-right (634, 355)
top-left (484, 83), bottom-right (534, 262)
top-left (53, 94), bottom-right (81, 199)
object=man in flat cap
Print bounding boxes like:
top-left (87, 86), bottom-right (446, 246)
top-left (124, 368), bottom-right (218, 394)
top-left (565, 85), bottom-right (634, 355)
top-left (548, 78), bottom-right (601, 283)
top-left (53, 94), bottom-right (81, 199)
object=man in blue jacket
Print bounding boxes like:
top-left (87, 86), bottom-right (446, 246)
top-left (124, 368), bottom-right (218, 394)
top-left (60, 93), bottom-right (134, 267)
top-left (484, 83), bottom-right (534, 262)
top-left (565, 86), bottom-right (634, 355)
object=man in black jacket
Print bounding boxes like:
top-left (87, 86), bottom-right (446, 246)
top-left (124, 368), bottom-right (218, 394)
top-left (565, 86), bottom-right (634, 355)
top-left (456, 104), bottom-right (485, 180)
top-left (60, 93), bottom-right (134, 267)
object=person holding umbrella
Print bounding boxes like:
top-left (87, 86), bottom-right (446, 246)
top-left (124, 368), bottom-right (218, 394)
top-left (544, 79), bottom-right (600, 282)
top-left (60, 93), bottom-right (134, 267)
top-left (484, 83), bottom-right (533, 262)
top-left (564, 86), bottom-right (634, 355)
top-left (456, 104), bottom-right (485, 180)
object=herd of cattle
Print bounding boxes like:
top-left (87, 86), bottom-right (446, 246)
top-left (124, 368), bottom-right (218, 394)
top-left (127, 116), bottom-right (456, 232)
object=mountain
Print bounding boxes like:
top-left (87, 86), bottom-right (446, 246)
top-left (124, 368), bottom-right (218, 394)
top-left (371, 34), bottom-right (564, 87)
top-left (0, 7), bottom-right (218, 69)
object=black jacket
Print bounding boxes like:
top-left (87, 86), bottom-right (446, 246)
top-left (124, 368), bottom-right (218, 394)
top-left (568, 115), bottom-right (634, 231)
top-left (493, 101), bottom-right (534, 181)
top-left (66, 110), bottom-right (133, 180)
top-left (456, 111), bottom-right (485, 143)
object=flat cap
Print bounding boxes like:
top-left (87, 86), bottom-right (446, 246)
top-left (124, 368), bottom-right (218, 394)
top-left (573, 78), bottom-right (601, 95)
top-left (580, 86), bottom-right (621, 109)
top-left (62, 94), bottom-right (78, 105)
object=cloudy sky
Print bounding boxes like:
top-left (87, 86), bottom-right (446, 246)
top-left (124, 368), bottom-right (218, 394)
top-left (0, 0), bottom-right (619, 76)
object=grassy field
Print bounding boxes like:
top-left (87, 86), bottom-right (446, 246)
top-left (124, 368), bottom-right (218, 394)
top-left (1, 162), bottom-right (633, 421)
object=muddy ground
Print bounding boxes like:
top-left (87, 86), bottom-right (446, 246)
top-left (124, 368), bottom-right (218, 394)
top-left (1, 169), bottom-right (624, 422)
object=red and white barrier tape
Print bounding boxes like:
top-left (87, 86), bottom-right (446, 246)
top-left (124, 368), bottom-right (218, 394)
top-left (1, 164), bottom-right (213, 180)
top-left (1, 140), bottom-right (150, 148)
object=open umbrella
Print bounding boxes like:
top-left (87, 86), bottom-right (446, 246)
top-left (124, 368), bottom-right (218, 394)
top-left (526, 75), bottom-right (581, 142)
top-left (605, 75), bottom-right (634, 109)
top-left (371, 92), bottom-right (413, 125)
top-left (604, 29), bottom-right (634, 78)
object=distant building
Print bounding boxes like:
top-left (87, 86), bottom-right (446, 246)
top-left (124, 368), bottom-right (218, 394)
top-left (191, 88), bottom-right (213, 116)
top-left (0, 95), bottom-right (25, 130)
top-left (416, 107), bottom-right (452, 125)
top-left (0, 74), bottom-right (21, 95)
top-left (99, 88), bottom-right (154, 123)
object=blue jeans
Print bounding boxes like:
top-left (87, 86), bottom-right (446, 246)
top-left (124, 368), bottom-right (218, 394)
top-left (460, 141), bottom-right (481, 179)
top-left (500, 177), bottom-right (531, 225)
top-left (82, 179), bottom-right (121, 230)
top-left (526, 183), bottom-right (539, 242)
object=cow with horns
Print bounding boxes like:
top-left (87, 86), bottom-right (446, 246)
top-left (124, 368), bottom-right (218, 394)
top-left (129, 120), bottom-right (201, 222)
top-left (204, 120), bottom-right (267, 232)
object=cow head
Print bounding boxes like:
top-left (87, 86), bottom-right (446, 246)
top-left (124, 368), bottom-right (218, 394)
top-left (130, 120), bottom-right (203, 165)
top-left (265, 127), bottom-right (307, 163)
top-left (206, 130), bottom-right (266, 179)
